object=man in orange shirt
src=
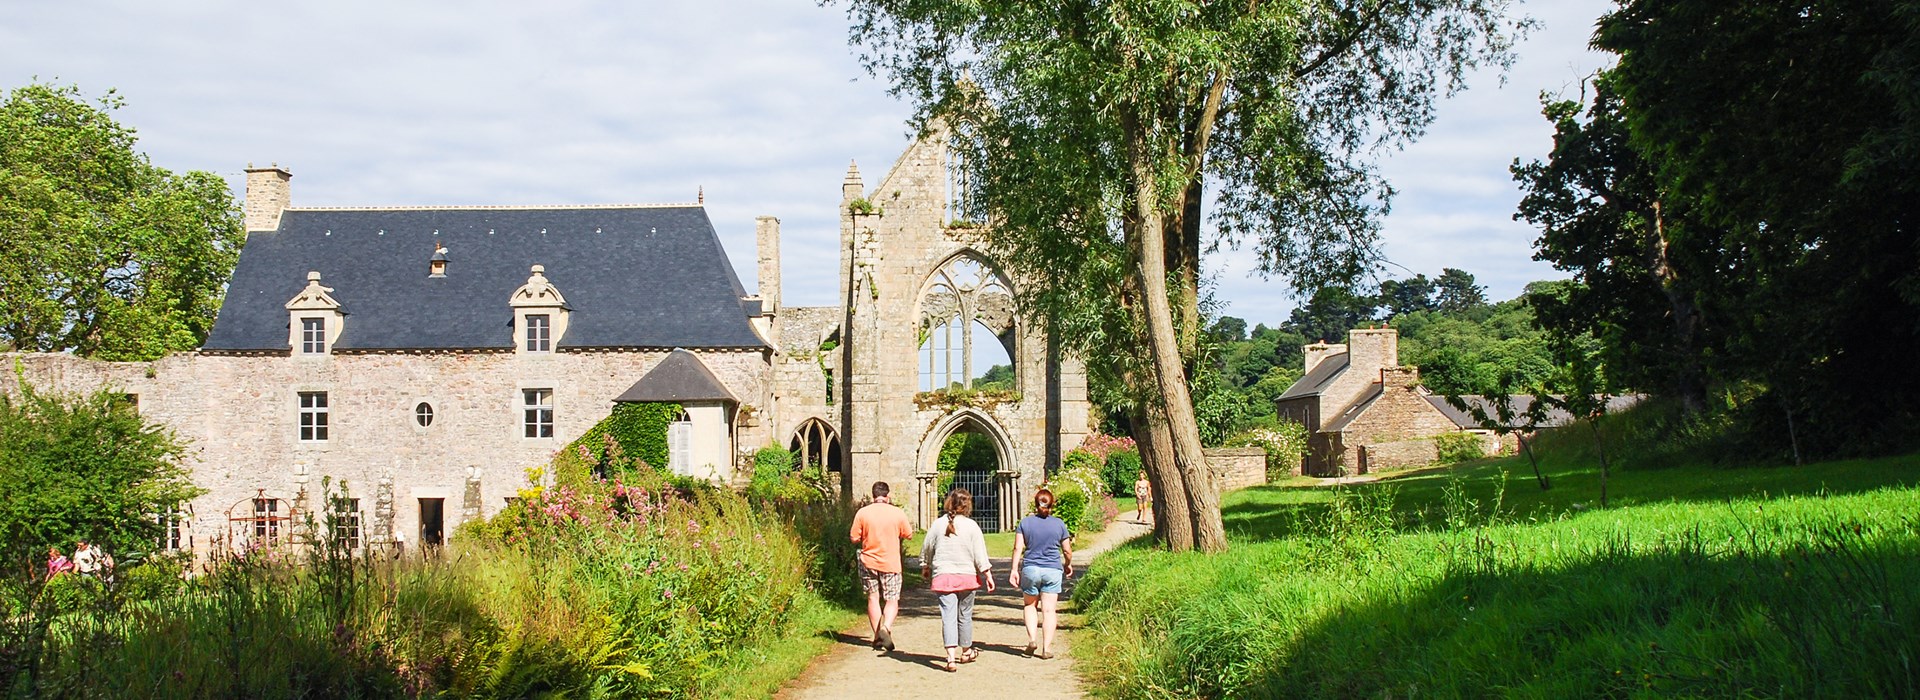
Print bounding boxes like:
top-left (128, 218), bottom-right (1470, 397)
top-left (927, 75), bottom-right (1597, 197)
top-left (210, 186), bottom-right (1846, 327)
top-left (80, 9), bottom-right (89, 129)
top-left (850, 480), bottom-right (914, 651)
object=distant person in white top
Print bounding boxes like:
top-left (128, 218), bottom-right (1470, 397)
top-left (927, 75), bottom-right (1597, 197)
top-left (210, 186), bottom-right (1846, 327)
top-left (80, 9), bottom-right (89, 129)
top-left (72, 540), bottom-right (100, 576)
top-left (919, 487), bottom-right (995, 672)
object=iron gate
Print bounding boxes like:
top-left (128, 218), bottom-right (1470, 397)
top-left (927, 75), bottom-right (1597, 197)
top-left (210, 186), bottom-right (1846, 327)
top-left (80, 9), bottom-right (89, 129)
top-left (948, 471), bottom-right (1001, 533)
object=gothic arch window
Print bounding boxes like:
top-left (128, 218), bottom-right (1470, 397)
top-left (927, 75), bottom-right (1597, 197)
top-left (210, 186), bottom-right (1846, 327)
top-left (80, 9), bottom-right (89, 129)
top-left (918, 253), bottom-right (1016, 392)
top-left (789, 419), bottom-right (843, 473)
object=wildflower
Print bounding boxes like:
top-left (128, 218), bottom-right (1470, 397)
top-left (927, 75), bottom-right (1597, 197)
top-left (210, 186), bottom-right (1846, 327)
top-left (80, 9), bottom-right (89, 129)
top-left (678, 562), bottom-right (689, 571)
top-left (663, 589), bottom-right (675, 600)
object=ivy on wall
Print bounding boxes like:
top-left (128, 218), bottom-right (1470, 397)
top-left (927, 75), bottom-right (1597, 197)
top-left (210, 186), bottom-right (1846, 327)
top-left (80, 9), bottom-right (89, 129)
top-left (557, 402), bottom-right (682, 485)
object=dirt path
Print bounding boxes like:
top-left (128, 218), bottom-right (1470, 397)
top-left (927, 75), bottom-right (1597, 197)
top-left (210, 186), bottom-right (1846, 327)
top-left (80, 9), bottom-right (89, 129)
top-left (777, 519), bottom-right (1151, 699)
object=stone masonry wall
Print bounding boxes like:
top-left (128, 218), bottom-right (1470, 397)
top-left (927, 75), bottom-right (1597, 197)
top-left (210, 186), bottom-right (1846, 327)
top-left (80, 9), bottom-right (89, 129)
top-left (3, 348), bottom-right (771, 556)
top-left (1334, 367), bottom-right (1466, 474)
top-left (1204, 447), bottom-right (1268, 491)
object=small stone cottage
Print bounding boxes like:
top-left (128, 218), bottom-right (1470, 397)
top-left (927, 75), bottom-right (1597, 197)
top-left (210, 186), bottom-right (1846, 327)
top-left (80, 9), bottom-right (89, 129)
top-left (1275, 327), bottom-right (1491, 476)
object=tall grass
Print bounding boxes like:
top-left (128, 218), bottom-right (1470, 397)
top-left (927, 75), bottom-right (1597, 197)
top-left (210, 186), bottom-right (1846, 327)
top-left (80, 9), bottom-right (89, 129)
top-left (1075, 457), bottom-right (1920, 698)
top-left (0, 475), bottom-right (855, 698)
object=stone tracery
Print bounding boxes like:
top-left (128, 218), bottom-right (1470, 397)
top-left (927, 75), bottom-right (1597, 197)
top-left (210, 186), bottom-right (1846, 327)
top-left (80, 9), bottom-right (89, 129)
top-left (918, 253), bottom-right (1016, 391)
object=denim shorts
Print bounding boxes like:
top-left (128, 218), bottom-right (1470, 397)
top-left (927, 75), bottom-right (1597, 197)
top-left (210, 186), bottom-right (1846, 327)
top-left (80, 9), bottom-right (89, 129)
top-left (1020, 565), bottom-right (1064, 596)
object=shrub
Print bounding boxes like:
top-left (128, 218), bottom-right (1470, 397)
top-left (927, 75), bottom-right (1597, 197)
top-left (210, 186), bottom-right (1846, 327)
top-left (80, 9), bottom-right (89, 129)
top-left (1101, 449), bottom-right (1143, 496)
top-left (1231, 420), bottom-right (1310, 482)
top-left (1434, 431), bottom-right (1486, 464)
top-left (1050, 452), bottom-right (1110, 533)
top-left (0, 381), bottom-right (203, 566)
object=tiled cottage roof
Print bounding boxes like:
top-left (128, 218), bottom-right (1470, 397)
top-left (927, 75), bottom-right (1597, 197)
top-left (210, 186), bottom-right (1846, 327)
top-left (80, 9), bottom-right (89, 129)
top-left (614, 349), bottom-right (738, 404)
top-left (203, 205), bottom-right (768, 351)
top-left (1425, 394), bottom-right (1648, 430)
top-left (1276, 352), bottom-right (1350, 401)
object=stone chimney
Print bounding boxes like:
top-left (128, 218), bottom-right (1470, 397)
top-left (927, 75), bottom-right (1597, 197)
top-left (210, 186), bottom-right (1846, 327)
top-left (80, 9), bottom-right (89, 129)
top-left (842, 160), bottom-right (864, 204)
top-left (755, 216), bottom-right (781, 313)
top-left (1303, 342), bottom-right (1348, 374)
top-left (244, 164), bottom-right (292, 232)
top-left (1381, 366), bottom-right (1420, 389)
top-left (1347, 327), bottom-right (1400, 377)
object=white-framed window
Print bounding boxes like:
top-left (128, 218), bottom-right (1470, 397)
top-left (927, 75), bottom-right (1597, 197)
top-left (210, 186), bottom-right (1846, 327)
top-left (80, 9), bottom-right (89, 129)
top-left (300, 317), bottom-right (327, 354)
top-left (299, 391), bottom-right (329, 441)
top-left (523, 389), bottom-right (553, 438)
top-left (156, 505), bottom-right (190, 552)
top-left (415, 402), bottom-right (434, 427)
top-left (525, 314), bottom-right (551, 352)
top-left (332, 497), bottom-right (361, 550)
top-left (252, 497), bottom-right (282, 541)
top-left (668, 409), bottom-right (693, 474)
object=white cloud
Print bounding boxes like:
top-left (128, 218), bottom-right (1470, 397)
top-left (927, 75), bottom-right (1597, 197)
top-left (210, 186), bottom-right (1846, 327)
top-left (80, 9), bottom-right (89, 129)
top-left (2, 0), bottom-right (1611, 329)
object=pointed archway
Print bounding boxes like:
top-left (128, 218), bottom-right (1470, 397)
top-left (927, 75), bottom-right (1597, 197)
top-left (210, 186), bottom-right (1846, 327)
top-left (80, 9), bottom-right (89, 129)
top-left (914, 408), bottom-right (1021, 532)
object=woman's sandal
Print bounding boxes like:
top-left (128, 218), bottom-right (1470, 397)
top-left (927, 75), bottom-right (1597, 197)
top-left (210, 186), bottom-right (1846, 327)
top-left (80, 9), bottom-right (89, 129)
top-left (942, 661), bottom-right (958, 673)
top-left (958, 648), bottom-right (980, 664)
top-left (1023, 643), bottom-right (1038, 657)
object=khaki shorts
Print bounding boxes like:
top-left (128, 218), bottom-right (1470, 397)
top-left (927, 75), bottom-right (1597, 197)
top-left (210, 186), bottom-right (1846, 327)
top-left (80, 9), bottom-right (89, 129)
top-left (858, 561), bottom-right (903, 601)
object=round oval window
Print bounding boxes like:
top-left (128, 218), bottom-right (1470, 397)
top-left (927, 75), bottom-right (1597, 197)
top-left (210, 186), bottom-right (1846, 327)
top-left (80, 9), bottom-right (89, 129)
top-left (415, 402), bottom-right (434, 427)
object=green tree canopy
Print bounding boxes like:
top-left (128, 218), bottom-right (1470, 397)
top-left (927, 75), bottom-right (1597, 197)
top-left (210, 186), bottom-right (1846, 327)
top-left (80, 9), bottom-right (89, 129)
top-left (1511, 0), bottom-right (1920, 456)
top-left (0, 378), bottom-right (203, 566)
top-left (0, 83), bottom-right (243, 361)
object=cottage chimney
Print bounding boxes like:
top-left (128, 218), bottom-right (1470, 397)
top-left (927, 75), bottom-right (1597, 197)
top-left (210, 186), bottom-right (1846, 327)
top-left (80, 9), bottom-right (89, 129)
top-left (1347, 327), bottom-right (1400, 377)
top-left (243, 164), bottom-right (292, 232)
top-left (755, 216), bottom-right (781, 313)
top-left (1303, 342), bottom-right (1348, 374)
top-left (1381, 366), bottom-right (1421, 389)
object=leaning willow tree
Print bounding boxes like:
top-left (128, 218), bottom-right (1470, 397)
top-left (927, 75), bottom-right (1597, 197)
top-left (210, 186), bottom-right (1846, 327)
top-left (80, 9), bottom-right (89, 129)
top-left (832, 0), bottom-right (1525, 551)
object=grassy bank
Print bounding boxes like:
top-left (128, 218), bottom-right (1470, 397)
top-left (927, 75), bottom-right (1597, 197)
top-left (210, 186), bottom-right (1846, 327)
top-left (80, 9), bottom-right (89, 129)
top-left (1073, 451), bottom-right (1920, 697)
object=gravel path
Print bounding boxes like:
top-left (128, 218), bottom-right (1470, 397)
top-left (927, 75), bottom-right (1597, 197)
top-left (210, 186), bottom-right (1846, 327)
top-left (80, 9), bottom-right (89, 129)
top-left (777, 519), bottom-right (1152, 699)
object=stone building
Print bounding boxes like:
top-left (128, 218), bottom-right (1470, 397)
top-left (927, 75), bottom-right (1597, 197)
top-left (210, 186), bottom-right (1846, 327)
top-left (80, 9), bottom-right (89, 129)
top-left (1, 128), bottom-right (1091, 556)
top-left (1276, 327), bottom-right (1489, 476)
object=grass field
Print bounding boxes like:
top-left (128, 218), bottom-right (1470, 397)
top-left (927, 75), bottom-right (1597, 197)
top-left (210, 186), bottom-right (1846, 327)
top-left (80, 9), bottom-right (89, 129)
top-left (1073, 448), bottom-right (1920, 698)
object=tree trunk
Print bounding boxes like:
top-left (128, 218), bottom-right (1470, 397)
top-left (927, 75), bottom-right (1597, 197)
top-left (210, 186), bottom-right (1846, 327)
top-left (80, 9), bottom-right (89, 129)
top-left (1134, 404), bottom-right (1194, 551)
top-left (1518, 433), bottom-right (1549, 490)
top-left (1123, 110), bottom-right (1228, 553)
top-left (1784, 404), bottom-right (1803, 466)
top-left (1649, 200), bottom-right (1708, 414)
top-left (1588, 418), bottom-right (1611, 508)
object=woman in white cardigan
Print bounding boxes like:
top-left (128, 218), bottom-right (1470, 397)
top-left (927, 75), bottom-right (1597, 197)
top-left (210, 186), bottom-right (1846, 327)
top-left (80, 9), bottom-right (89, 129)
top-left (919, 487), bottom-right (996, 671)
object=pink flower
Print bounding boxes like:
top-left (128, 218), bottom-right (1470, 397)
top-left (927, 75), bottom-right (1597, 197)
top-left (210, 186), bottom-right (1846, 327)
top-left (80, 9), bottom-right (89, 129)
top-left (663, 589), bottom-right (674, 600)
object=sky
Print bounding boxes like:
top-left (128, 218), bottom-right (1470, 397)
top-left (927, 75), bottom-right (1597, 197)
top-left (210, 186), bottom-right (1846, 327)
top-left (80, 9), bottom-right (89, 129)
top-left (0, 0), bottom-right (1616, 331)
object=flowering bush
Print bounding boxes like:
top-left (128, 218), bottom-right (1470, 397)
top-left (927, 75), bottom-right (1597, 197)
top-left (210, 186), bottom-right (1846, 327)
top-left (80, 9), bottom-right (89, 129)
top-left (1076, 432), bottom-right (1137, 462)
top-left (1049, 451), bottom-right (1112, 533)
top-left (1231, 420), bottom-right (1311, 482)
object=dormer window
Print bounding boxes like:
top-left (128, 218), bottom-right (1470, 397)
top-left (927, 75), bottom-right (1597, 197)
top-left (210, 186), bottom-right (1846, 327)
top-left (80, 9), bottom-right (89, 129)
top-left (300, 317), bottom-right (327, 354)
top-left (285, 271), bottom-right (344, 355)
top-left (429, 244), bottom-right (448, 278)
top-left (509, 264), bottom-right (569, 354)
top-left (525, 314), bottom-right (551, 352)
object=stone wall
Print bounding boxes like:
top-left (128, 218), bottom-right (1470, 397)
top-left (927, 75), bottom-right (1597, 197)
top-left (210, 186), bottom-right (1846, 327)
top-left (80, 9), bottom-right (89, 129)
top-left (1204, 447), bottom-right (1268, 490)
top-left (1358, 438), bottom-right (1438, 474)
top-left (1332, 366), bottom-right (1466, 475)
top-left (2, 347), bottom-right (772, 557)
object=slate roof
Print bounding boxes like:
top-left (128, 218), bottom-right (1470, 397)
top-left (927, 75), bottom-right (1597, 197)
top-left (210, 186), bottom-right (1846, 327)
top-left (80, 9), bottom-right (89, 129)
top-left (1322, 384), bottom-right (1383, 433)
top-left (1425, 394), bottom-right (1648, 430)
top-left (614, 349), bottom-right (738, 404)
top-left (1276, 352), bottom-right (1350, 401)
top-left (203, 205), bottom-right (768, 351)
